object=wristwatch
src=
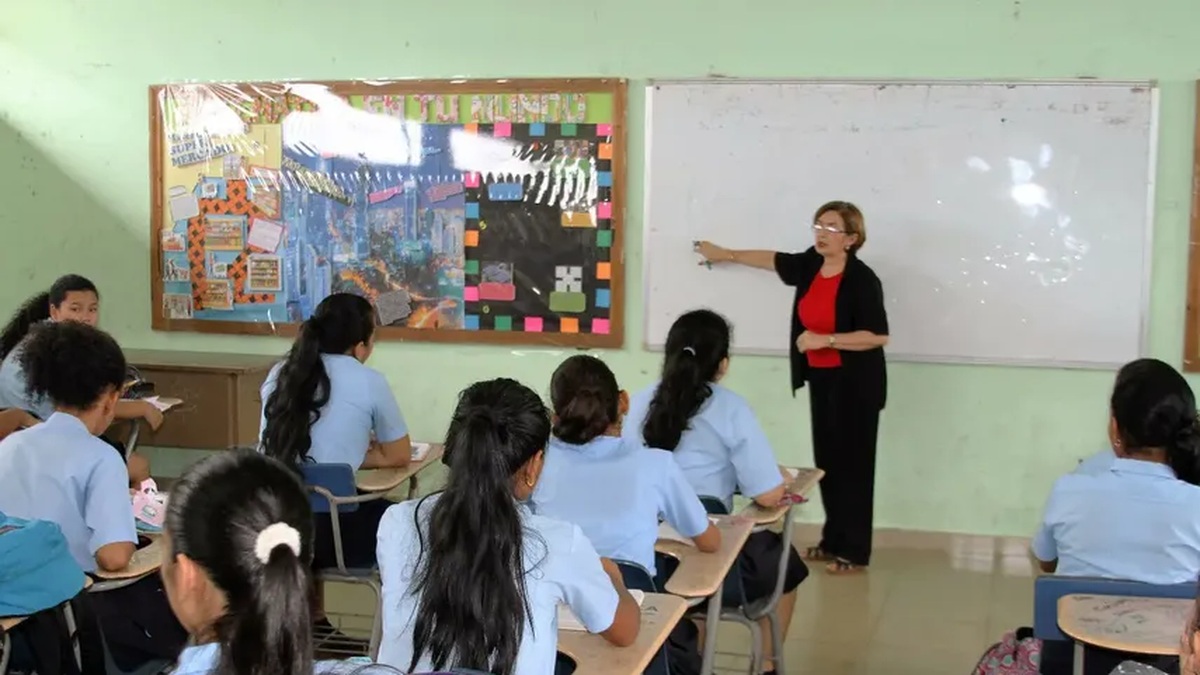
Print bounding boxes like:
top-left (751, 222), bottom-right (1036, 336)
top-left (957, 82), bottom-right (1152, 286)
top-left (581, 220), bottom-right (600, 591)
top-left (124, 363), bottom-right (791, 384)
top-left (828, 335), bottom-right (836, 348)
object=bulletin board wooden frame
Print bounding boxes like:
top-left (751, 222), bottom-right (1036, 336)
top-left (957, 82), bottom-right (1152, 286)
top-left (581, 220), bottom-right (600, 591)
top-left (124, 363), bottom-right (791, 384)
top-left (1184, 80), bottom-right (1200, 371)
top-left (148, 78), bottom-right (627, 348)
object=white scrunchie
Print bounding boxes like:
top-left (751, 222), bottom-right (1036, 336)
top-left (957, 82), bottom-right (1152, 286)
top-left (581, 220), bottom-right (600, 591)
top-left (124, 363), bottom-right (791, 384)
top-left (254, 522), bottom-right (301, 564)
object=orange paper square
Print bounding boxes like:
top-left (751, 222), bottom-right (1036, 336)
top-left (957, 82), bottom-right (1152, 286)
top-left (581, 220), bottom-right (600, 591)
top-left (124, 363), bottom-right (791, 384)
top-left (598, 143), bottom-right (613, 160)
top-left (465, 230), bottom-right (480, 247)
top-left (560, 317), bottom-right (580, 333)
top-left (596, 262), bottom-right (611, 280)
top-left (464, 123), bottom-right (479, 135)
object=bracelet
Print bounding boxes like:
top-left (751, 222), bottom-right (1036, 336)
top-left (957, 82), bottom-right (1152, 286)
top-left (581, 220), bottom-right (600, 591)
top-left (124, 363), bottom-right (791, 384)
top-left (727, 250), bottom-right (736, 262)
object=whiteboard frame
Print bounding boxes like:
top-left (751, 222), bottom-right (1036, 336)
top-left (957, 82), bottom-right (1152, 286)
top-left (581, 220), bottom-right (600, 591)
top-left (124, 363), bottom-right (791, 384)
top-left (641, 78), bottom-right (1160, 370)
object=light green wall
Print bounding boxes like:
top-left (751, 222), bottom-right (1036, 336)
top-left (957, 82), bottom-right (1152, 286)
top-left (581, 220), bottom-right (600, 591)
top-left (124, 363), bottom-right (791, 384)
top-left (3, 0), bottom-right (1200, 535)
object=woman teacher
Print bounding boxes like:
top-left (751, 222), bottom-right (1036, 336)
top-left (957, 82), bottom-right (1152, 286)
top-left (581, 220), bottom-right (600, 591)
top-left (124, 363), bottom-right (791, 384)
top-left (694, 200), bottom-right (888, 574)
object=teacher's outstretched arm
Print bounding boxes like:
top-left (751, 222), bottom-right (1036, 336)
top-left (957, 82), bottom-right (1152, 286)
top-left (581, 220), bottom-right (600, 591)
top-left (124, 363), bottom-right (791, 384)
top-left (694, 241), bottom-right (777, 271)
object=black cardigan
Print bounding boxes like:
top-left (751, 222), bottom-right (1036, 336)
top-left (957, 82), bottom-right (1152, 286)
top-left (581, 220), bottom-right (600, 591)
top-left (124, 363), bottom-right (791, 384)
top-left (775, 248), bottom-right (889, 410)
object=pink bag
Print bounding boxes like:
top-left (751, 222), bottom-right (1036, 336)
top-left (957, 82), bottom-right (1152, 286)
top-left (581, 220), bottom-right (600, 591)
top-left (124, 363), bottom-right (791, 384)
top-left (132, 479), bottom-right (167, 531)
top-left (973, 627), bottom-right (1041, 675)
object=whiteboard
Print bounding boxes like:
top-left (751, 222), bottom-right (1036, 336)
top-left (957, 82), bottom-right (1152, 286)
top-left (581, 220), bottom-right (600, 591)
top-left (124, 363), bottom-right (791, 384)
top-left (642, 80), bottom-right (1157, 367)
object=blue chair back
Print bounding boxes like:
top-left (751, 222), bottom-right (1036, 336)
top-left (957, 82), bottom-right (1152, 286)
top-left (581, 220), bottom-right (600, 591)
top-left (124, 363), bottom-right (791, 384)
top-left (697, 495), bottom-right (749, 608)
top-left (1033, 575), bottom-right (1194, 641)
top-left (300, 463), bottom-right (360, 515)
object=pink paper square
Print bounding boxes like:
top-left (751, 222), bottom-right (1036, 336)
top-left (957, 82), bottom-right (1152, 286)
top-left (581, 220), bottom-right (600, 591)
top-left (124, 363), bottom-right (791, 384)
top-left (494, 122), bottom-right (513, 138)
top-left (592, 319), bottom-right (610, 335)
top-left (597, 201), bottom-right (612, 220)
top-left (524, 317), bottom-right (544, 332)
top-left (464, 172), bottom-right (481, 188)
top-left (596, 123), bottom-right (613, 137)
top-left (463, 286), bottom-right (480, 302)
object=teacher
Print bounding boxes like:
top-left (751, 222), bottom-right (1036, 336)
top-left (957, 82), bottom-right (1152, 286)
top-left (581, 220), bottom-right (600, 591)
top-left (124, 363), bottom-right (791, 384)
top-left (694, 200), bottom-right (888, 575)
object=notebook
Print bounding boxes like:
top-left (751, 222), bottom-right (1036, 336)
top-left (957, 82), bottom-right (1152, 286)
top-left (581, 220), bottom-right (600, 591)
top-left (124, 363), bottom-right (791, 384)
top-left (557, 589), bottom-right (645, 632)
top-left (656, 517), bottom-right (719, 547)
top-left (411, 442), bottom-right (432, 462)
top-left (144, 396), bottom-right (183, 413)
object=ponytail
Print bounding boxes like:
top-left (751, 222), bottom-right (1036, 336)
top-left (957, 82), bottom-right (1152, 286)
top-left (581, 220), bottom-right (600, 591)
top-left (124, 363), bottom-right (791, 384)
top-left (261, 293), bottom-right (375, 469)
top-left (1168, 418), bottom-right (1200, 486)
top-left (0, 292), bottom-right (50, 361)
top-left (550, 355), bottom-right (620, 445)
top-left (1111, 358), bottom-right (1200, 486)
top-left (165, 449), bottom-right (315, 675)
top-left (410, 378), bottom-right (550, 675)
top-left (643, 309), bottom-right (731, 450)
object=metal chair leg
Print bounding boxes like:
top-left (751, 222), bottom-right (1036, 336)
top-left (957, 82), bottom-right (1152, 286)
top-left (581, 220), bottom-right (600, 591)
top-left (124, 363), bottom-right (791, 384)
top-left (768, 609), bottom-right (785, 675)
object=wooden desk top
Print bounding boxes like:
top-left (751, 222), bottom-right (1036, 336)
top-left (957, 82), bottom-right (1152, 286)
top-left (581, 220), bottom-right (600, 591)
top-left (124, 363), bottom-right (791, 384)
top-left (94, 537), bottom-right (167, 581)
top-left (558, 592), bottom-right (687, 675)
top-left (740, 466), bottom-right (824, 525)
top-left (1058, 594), bottom-right (1191, 656)
top-left (356, 443), bottom-right (445, 493)
top-left (125, 349), bottom-right (277, 374)
top-left (656, 516), bottom-right (754, 598)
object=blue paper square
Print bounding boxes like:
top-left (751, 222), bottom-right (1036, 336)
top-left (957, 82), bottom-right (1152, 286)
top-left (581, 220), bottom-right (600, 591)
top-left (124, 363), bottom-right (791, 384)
top-left (595, 289), bottom-right (611, 309)
top-left (466, 202), bottom-right (480, 219)
top-left (464, 314), bottom-right (480, 330)
top-left (530, 123), bottom-right (546, 137)
top-left (596, 171), bottom-right (613, 188)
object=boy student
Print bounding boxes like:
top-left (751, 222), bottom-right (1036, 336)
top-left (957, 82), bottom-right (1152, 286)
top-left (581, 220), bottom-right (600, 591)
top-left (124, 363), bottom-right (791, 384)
top-left (0, 321), bottom-right (186, 670)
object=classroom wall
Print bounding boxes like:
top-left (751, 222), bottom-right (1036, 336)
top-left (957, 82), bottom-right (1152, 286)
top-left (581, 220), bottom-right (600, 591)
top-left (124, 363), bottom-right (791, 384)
top-left (3, 0), bottom-right (1199, 536)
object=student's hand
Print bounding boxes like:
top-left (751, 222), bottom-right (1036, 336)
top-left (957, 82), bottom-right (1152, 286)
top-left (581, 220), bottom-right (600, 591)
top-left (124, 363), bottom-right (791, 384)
top-left (127, 453), bottom-right (151, 486)
top-left (139, 402), bottom-right (164, 431)
top-left (694, 240), bottom-right (731, 264)
top-left (0, 408), bottom-right (37, 440)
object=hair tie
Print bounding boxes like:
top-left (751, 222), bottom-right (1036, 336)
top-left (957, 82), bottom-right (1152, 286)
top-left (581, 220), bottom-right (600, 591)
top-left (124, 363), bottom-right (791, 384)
top-left (682, 347), bottom-right (696, 356)
top-left (254, 522), bottom-right (301, 564)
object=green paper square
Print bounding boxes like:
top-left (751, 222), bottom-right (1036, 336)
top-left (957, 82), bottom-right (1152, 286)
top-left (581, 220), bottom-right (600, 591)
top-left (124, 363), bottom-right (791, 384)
top-left (464, 259), bottom-right (479, 275)
top-left (596, 229), bottom-right (613, 248)
top-left (494, 315), bottom-right (513, 331)
top-left (561, 123), bottom-right (577, 137)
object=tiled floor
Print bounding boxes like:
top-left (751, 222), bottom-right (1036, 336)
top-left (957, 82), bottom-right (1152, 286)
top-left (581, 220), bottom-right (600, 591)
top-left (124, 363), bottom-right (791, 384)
top-left (325, 526), bottom-right (1037, 675)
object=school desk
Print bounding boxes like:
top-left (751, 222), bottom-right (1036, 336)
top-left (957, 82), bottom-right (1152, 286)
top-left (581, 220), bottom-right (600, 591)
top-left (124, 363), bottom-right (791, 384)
top-left (124, 350), bottom-right (276, 450)
top-left (557, 592), bottom-right (687, 675)
top-left (1058, 594), bottom-right (1189, 675)
top-left (739, 466), bottom-right (824, 526)
top-left (355, 443), bottom-right (445, 499)
top-left (91, 537), bottom-right (167, 592)
top-left (122, 396), bottom-right (184, 458)
top-left (656, 515), bottom-right (755, 675)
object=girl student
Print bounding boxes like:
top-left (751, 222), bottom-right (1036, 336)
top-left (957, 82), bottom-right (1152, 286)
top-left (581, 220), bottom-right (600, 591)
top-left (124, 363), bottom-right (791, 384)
top-left (623, 309), bottom-right (809, 674)
top-left (0, 321), bottom-right (187, 670)
top-left (260, 292), bottom-right (412, 572)
top-left (0, 274), bottom-right (159, 485)
top-left (161, 448), bottom-right (403, 675)
top-left (376, 378), bottom-right (641, 675)
top-left (532, 354), bottom-right (719, 675)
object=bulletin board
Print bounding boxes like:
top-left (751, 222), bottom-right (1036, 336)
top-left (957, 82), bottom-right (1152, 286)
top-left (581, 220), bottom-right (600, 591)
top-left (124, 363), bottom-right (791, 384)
top-left (149, 79), bottom-right (626, 347)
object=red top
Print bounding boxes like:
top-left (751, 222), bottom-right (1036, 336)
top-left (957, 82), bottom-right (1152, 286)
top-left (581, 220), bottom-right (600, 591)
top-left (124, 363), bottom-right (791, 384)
top-left (798, 272), bottom-right (843, 368)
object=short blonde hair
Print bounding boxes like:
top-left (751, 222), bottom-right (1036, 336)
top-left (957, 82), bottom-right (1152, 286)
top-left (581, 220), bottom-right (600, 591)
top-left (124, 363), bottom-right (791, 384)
top-left (814, 201), bottom-right (866, 252)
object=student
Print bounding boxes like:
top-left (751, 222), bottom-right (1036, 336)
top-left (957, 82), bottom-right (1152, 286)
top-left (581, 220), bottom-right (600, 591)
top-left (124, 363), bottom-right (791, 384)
top-left (1032, 358), bottom-right (1200, 585)
top-left (376, 378), bottom-right (641, 675)
top-left (0, 274), bottom-right (158, 484)
top-left (260, 292), bottom-right (412, 571)
top-left (0, 320), bottom-right (186, 669)
top-left (161, 448), bottom-right (404, 675)
top-left (624, 309), bottom-right (809, 673)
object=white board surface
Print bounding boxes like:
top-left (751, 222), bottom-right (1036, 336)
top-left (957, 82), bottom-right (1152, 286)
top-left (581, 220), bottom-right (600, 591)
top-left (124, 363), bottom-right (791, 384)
top-left (643, 80), bottom-right (1157, 367)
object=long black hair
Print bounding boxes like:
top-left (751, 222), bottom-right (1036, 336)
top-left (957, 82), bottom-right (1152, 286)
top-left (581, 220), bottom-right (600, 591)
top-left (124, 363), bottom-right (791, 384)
top-left (1111, 358), bottom-right (1200, 485)
top-left (20, 321), bottom-right (125, 410)
top-left (550, 355), bottom-right (620, 445)
top-left (0, 274), bottom-right (99, 360)
top-left (409, 378), bottom-right (551, 675)
top-left (261, 293), bottom-right (375, 468)
top-left (165, 449), bottom-right (315, 675)
top-left (643, 309), bottom-right (731, 450)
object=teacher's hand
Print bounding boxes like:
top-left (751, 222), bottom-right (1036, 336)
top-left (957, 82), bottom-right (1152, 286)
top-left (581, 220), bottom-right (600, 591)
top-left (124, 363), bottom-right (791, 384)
top-left (796, 331), bottom-right (827, 353)
top-left (693, 240), bottom-right (731, 264)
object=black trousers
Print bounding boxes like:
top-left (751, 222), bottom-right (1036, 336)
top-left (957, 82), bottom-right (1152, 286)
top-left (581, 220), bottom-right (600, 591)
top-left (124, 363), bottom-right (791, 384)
top-left (807, 367), bottom-right (881, 566)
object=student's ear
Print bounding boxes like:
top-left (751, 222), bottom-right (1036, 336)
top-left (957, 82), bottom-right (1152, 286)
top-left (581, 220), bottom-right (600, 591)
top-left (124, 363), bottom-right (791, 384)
top-left (353, 341), bottom-right (373, 363)
top-left (618, 390), bottom-right (629, 417)
top-left (1108, 417), bottom-right (1122, 455)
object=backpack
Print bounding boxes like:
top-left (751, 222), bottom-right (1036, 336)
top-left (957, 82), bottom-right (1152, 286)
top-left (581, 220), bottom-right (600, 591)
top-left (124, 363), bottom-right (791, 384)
top-left (973, 627), bottom-right (1042, 675)
top-left (0, 512), bottom-right (86, 617)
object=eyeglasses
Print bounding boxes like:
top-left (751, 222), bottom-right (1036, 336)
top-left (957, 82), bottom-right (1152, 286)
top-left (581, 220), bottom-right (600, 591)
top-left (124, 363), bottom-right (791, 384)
top-left (812, 224), bottom-right (846, 234)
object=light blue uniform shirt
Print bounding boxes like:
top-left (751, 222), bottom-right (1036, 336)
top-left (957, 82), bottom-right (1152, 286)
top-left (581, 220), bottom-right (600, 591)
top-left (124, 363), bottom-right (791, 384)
top-left (531, 435), bottom-right (710, 575)
top-left (259, 354), bottom-right (408, 469)
top-left (0, 413), bottom-right (136, 572)
top-left (624, 382), bottom-right (783, 511)
top-left (1032, 458), bottom-right (1200, 585)
top-left (1075, 448), bottom-right (1116, 475)
top-left (172, 643), bottom-right (386, 674)
top-left (0, 342), bottom-right (55, 421)
top-left (377, 495), bottom-right (619, 675)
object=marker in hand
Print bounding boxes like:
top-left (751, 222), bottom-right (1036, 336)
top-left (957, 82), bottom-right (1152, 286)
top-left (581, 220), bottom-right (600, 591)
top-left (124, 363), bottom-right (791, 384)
top-left (693, 241), bottom-right (712, 269)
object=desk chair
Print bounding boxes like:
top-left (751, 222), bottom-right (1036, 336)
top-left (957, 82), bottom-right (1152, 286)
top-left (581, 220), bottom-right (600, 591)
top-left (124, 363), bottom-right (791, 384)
top-left (302, 463), bottom-right (385, 660)
top-left (697, 495), bottom-right (794, 675)
top-left (614, 560), bottom-right (671, 675)
top-left (1033, 575), bottom-right (1192, 675)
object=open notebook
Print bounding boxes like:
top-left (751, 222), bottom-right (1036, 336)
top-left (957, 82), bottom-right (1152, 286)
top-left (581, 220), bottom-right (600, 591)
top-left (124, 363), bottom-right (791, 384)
top-left (411, 442), bottom-right (432, 462)
top-left (557, 589), bottom-right (645, 632)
